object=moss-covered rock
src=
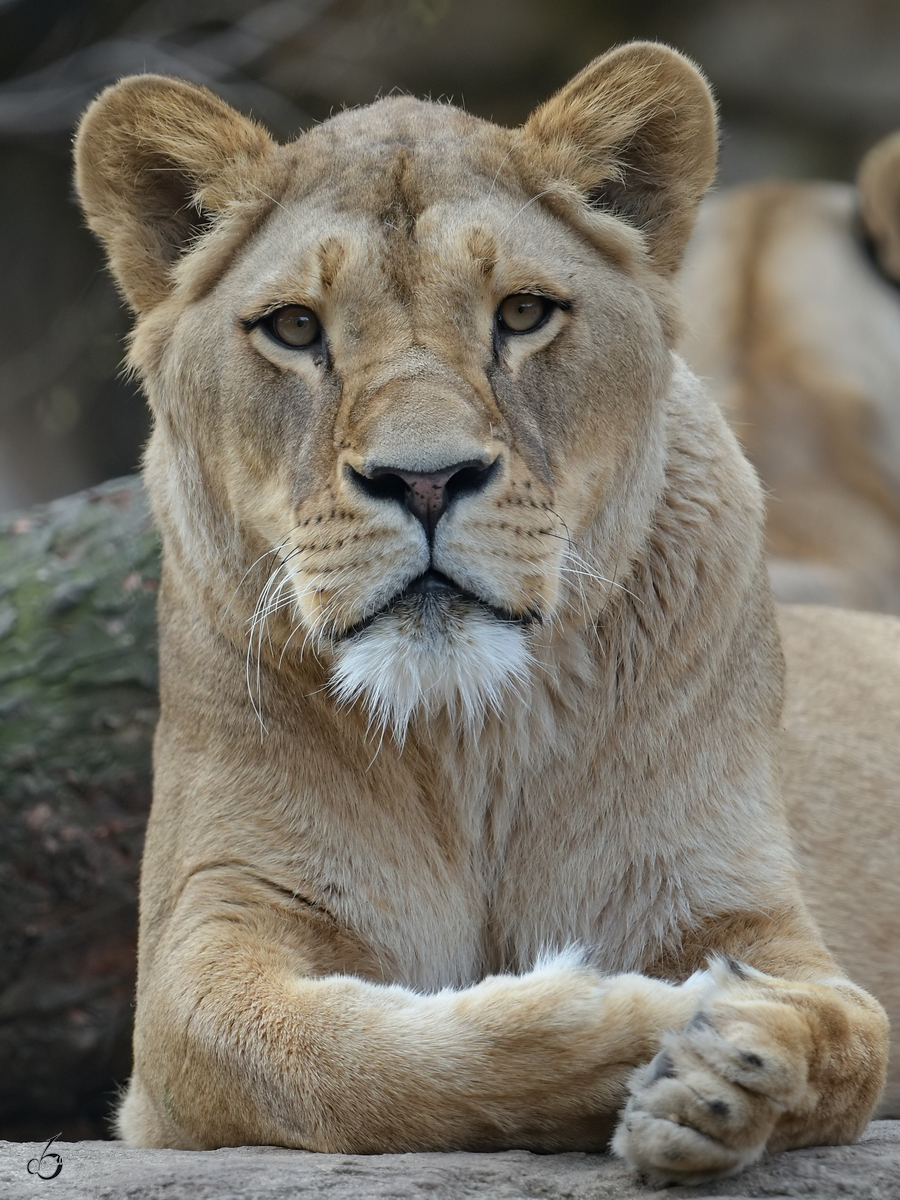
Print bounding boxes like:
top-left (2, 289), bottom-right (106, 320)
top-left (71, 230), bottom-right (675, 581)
top-left (0, 476), bottom-right (158, 1138)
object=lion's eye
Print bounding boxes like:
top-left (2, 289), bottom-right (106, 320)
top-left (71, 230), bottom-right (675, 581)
top-left (266, 306), bottom-right (321, 348)
top-left (497, 294), bottom-right (551, 333)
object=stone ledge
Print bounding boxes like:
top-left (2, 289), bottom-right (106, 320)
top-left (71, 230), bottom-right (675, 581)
top-left (2, 1121), bottom-right (899, 1199)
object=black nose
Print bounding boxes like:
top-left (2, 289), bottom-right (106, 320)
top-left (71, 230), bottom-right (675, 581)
top-left (351, 458), bottom-right (499, 539)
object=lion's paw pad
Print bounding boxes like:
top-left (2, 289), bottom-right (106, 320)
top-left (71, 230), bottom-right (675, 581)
top-left (612, 1004), bottom-right (804, 1184)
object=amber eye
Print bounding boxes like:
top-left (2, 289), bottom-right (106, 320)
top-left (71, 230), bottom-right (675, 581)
top-left (497, 293), bottom-right (551, 333)
top-left (267, 305), bottom-right (321, 348)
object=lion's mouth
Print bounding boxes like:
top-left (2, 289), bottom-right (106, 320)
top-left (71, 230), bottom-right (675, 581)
top-left (337, 568), bottom-right (535, 642)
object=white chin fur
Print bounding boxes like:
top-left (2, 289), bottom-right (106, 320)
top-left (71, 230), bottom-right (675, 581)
top-left (330, 606), bottom-right (532, 742)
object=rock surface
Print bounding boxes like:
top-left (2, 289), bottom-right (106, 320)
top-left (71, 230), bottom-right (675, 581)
top-left (2, 1123), bottom-right (900, 1199)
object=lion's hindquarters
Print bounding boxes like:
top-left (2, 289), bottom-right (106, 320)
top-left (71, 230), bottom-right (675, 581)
top-left (779, 603), bottom-right (900, 1115)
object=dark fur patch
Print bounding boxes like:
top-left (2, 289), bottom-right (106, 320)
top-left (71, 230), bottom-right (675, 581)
top-left (379, 146), bottom-right (423, 237)
top-left (724, 956), bottom-right (750, 980)
top-left (648, 1051), bottom-right (676, 1082)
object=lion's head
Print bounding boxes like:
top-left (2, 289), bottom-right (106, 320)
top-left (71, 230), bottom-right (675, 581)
top-left (75, 44), bottom-right (717, 739)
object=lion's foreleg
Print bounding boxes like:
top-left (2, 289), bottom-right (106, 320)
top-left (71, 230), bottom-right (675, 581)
top-left (120, 923), bottom-right (719, 1153)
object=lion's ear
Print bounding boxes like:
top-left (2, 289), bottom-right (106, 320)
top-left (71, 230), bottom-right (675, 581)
top-left (74, 75), bottom-right (277, 312)
top-left (858, 132), bottom-right (900, 283)
top-left (523, 42), bottom-right (718, 274)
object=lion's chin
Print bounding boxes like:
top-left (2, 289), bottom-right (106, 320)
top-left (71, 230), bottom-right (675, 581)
top-left (329, 598), bottom-right (532, 742)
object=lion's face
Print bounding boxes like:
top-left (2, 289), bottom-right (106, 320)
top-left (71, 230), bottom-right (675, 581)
top-left (75, 46), bottom-right (717, 735)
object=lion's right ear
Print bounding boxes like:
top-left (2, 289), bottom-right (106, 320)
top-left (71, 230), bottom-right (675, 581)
top-left (858, 132), bottom-right (900, 283)
top-left (74, 75), bottom-right (278, 312)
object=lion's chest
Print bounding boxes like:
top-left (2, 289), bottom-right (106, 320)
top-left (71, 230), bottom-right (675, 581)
top-left (309, 760), bottom-right (693, 991)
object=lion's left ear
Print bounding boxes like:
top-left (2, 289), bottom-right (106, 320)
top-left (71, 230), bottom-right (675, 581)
top-left (523, 42), bottom-right (717, 274)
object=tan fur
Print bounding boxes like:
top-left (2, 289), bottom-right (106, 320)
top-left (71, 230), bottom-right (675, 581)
top-left (679, 140), bottom-right (900, 614)
top-left (778, 604), bottom-right (900, 1117)
top-left (74, 43), bottom-right (890, 1185)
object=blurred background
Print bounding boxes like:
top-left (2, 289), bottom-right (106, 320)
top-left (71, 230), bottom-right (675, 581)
top-left (2, 0), bottom-right (900, 513)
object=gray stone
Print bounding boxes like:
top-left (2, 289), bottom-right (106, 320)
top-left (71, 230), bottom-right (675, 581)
top-left (2, 1122), bottom-right (900, 1200)
top-left (0, 476), bottom-right (158, 1137)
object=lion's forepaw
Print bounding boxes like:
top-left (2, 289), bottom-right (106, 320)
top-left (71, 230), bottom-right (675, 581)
top-left (612, 978), bottom-right (812, 1185)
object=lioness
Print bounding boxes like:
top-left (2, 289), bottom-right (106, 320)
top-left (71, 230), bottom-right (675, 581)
top-left (680, 134), bottom-right (900, 614)
top-left (75, 44), bottom-right (894, 1184)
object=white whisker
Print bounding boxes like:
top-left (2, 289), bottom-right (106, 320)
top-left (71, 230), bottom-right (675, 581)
top-left (497, 190), bottom-right (556, 239)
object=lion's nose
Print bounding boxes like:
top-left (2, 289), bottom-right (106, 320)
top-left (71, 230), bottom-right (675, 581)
top-left (351, 458), bottom-right (499, 540)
